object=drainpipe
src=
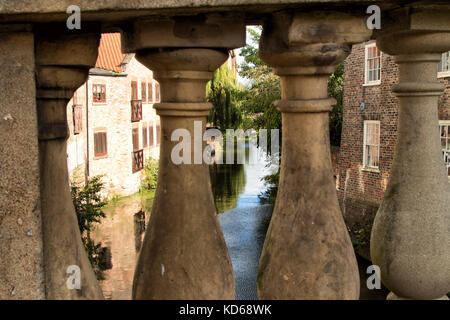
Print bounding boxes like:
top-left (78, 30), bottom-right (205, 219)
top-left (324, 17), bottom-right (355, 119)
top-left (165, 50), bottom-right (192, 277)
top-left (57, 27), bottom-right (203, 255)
top-left (85, 77), bottom-right (90, 185)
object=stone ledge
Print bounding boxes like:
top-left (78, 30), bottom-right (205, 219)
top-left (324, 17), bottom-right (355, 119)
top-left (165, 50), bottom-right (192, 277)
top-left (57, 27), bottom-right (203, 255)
top-left (0, 0), bottom-right (401, 23)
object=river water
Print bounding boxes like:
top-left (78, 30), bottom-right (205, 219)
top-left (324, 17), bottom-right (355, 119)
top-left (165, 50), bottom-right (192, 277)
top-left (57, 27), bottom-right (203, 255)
top-left (92, 143), bottom-right (277, 299)
top-left (92, 143), bottom-right (387, 300)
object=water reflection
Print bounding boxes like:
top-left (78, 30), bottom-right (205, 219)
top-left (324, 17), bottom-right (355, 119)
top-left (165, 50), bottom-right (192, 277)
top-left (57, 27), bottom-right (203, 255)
top-left (91, 192), bottom-right (154, 300)
top-left (210, 141), bottom-right (277, 214)
top-left (91, 140), bottom-right (388, 300)
top-left (91, 142), bottom-right (277, 300)
top-left (133, 210), bottom-right (146, 253)
top-left (209, 162), bottom-right (246, 214)
top-left (214, 143), bottom-right (277, 299)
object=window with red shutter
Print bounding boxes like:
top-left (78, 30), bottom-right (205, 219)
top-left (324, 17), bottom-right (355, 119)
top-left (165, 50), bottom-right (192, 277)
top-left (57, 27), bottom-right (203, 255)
top-left (131, 81), bottom-right (138, 100)
top-left (93, 84), bottom-right (106, 102)
top-left (94, 132), bottom-right (107, 156)
top-left (149, 125), bottom-right (154, 147)
top-left (155, 82), bottom-right (160, 102)
top-left (132, 128), bottom-right (139, 151)
top-left (141, 82), bottom-right (146, 102)
top-left (142, 124), bottom-right (148, 148)
top-left (148, 82), bottom-right (153, 103)
top-left (156, 122), bottom-right (161, 145)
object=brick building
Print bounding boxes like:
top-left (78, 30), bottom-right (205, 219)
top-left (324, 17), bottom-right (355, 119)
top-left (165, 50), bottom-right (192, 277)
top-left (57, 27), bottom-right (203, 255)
top-left (337, 41), bottom-right (450, 258)
top-left (66, 33), bottom-right (161, 197)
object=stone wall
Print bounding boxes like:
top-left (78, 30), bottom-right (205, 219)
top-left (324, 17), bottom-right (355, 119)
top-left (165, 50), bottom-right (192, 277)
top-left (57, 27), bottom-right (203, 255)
top-left (67, 55), bottom-right (160, 198)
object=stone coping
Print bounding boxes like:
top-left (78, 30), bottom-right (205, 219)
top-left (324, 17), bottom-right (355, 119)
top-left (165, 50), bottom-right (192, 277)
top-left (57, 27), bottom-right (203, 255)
top-left (0, 0), bottom-right (400, 23)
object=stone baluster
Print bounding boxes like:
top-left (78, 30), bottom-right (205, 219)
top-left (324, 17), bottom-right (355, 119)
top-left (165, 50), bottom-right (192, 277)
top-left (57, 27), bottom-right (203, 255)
top-left (0, 25), bottom-right (46, 299)
top-left (257, 12), bottom-right (371, 299)
top-left (370, 8), bottom-right (450, 300)
top-left (122, 15), bottom-right (246, 299)
top-left (34, 26), bottom-right (104, 299)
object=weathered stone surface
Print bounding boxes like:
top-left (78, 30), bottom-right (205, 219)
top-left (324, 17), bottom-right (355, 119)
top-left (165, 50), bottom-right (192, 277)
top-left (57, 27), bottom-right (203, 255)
top-left (0, 0), bottom-right (391, 15)
top-left (387, 292), bottom-right (449, 300)
top-left (131, 48), bottom-right (235, 299)
top-left (123, 22), bottom-right (244, 299)
top-left (122, 14), bottom-right (245, 51)
top-left (0, 0), bottom-right (406, 26)
top-left (289, 11), bottom-right (372, 46)
top-left (257, 12), bottom-right (371, 300)
top-left (371, 17), bottom-right (450, 299)
top-left (0, 28), bottom-right (45, 300)
top-left (35, 30), bottom-right (104, 299)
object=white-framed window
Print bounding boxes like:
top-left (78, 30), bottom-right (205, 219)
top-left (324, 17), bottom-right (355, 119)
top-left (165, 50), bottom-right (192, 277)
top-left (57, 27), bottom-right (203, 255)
top-left (438, 51), bottom-right (450, 78)
top-left (439, 120), bottom-right (450, 177)
top-left (364, 43), bottom-right (382, 86)
top-left (363, 120), bottom-right (380, 170)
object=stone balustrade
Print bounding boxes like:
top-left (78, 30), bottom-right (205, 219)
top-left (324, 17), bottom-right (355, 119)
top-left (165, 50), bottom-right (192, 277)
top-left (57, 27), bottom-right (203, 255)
top-left (0, 1), bottom-right (449, 300)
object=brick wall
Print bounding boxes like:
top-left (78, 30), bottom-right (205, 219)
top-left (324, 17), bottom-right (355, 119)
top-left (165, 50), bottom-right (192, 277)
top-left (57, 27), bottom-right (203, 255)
top-left (337, 42), bottom-right (450, 258)
top-left (67, 55), bottom-right (160, 198)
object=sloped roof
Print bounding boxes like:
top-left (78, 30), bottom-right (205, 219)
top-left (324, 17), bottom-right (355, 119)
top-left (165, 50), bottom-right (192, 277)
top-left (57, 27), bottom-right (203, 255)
top-left (95, 33), bottom-right (127, 73)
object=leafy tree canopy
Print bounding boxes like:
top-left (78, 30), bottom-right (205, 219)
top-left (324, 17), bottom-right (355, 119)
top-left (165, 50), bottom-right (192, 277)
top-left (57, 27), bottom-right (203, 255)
top-left (207, 60), bottom-right (243, 130)
top-left (238, 27), bottom-right (282, 133)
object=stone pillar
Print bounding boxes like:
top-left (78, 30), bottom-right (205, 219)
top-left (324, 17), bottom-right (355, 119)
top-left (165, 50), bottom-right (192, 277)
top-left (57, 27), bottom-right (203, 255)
top-left (257, 12), bottom-right (371, 299)
top-left (370, 8), bottom-right (450, 300)
top-left (0, 25), bottom-right (45, 300)
top-left (35, 27), bottom-right (103, 299)
top-left (122, 15), bottom-right (245, 299)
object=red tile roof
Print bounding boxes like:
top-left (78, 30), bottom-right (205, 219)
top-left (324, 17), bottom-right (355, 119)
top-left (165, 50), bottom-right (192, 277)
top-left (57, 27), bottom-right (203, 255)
top-left (95, 33), bottom-right (127, 73)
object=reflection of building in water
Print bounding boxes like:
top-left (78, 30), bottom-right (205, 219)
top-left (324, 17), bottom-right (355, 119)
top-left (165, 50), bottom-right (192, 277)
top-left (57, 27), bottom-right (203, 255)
top-left (133, 210), bottom-right (146, 253)
top-left (99, 246), bottom-right (113, 271)
top-left (91, 193), bottom-right (152, 299)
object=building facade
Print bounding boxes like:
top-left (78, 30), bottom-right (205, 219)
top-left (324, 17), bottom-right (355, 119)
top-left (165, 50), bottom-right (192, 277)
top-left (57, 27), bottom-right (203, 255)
top-left (337, 41), bottom-right (450, 257)
top-left (66, 33), bottom-right (161, 197)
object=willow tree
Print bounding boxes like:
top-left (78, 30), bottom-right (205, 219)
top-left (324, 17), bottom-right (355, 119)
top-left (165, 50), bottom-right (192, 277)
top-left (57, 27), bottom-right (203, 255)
top-left (206, 61), bottom-right (243, 130)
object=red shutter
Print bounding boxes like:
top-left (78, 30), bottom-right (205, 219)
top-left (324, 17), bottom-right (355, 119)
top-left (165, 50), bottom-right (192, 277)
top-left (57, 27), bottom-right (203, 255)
top-left (131, 81), bottom-right (138, 100)
top-left (149, 126), bottom-right (154, 147)
top-left (141, 82), bottom-right (146, 102)
top-left (155, 82), bottom-right (160, 102)
top-left (94, 132), bottom-right (107, 156)
top-left (132, 128), bottom-right (139, 151)
top-left (156, 122), bottom-right (161, 145)
top-left (93, 84), bottom-right (106, 102)
top-left (143, 125), bottom-right (148, 148)
top-left (148, 82), bottom-right (153, 103)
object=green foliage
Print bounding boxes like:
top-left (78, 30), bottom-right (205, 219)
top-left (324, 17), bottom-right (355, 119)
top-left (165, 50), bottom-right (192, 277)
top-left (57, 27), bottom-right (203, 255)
top-left (328, 63), bottom-right (344, 146)
top-left (239, 27), bottom-right (344, 202)
top-left (71, 175), bottom-right (107, 234)
top-left (239, 27), bottom-right (344, 147)
top-left (347, 226), bottom-right (367, 252)
top-left (210, 162), bottom-right (246, 214)
top-left (71, 175), bottom-right (108, 280)
top-left (239, 28), bottom-right (266, 73)
top-left (238, 27), bottom-right (282, 134)
top-left (207, 62), bottom-right (243, 130)
top-left (259, 168), bottom-right (280, 204)
top-left (141, 157), bottom-right (159, 191)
